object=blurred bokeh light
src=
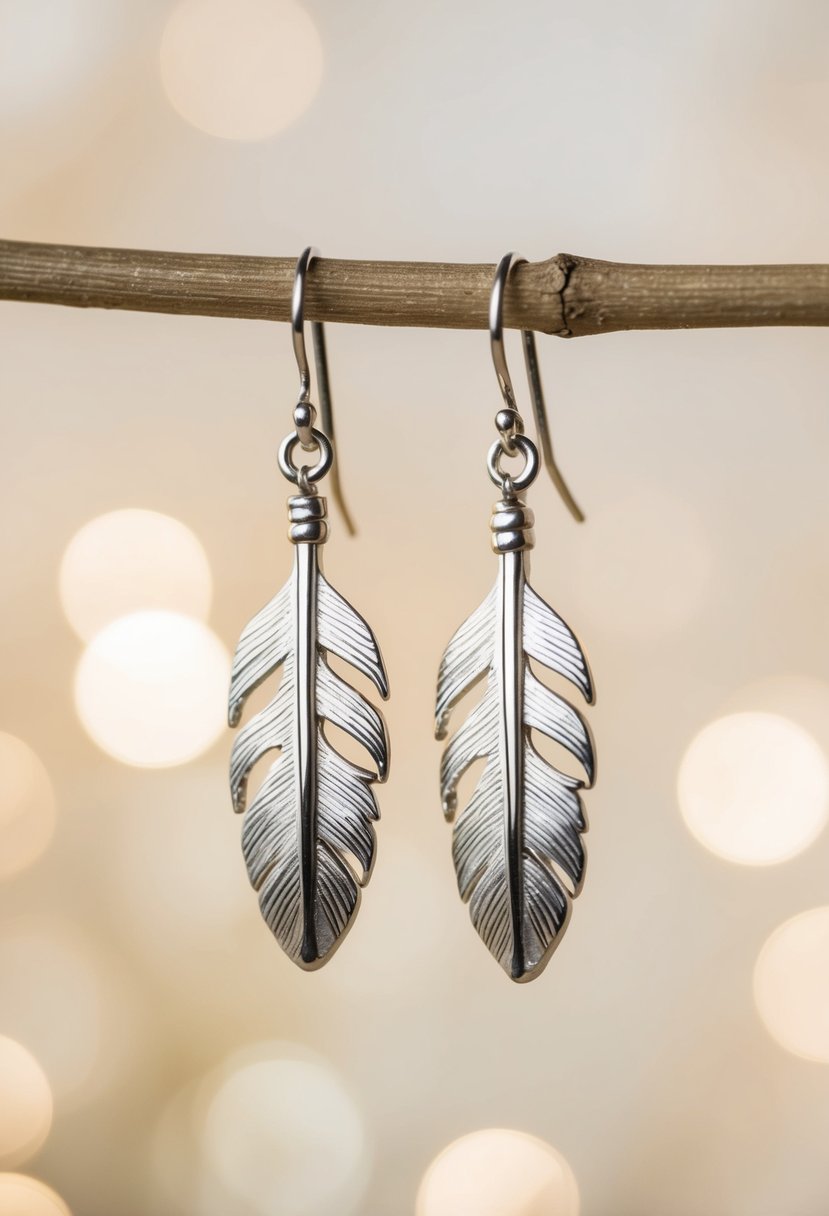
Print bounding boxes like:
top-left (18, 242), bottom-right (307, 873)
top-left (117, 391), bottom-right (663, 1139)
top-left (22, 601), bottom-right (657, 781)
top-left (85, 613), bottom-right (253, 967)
top-left (74, 610), bottom-right (229, 766)
top-left (0, 918), bottom-right (145, 1105)
top-left (0, 1037), bottom-right (53, 1167)
top-left (677, 712), bottom-right (829, 865)
top-left (0, 924), bottom-right (101, 1100)
top-left (416, 1129), bottom-right (580, 1216)
top-left (0, 733), bottom-right (56, 880)
top-left (159, 0), bottom-right (323, 140)
top-left (0, 1175), bottom-right (70, 1216)
top-left (59, 508), bottom-right (212, 643)
top-left (199, 1043), bottom-right (369, 1216)
top-left (754, 907), bottom-right (829, 1063)
top-left (720, 674), bottom-right (829, 755)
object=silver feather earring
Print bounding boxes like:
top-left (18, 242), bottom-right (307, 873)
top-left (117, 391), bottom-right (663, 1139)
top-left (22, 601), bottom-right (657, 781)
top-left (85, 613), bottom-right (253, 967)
top-left (228, 247), bottom-right (390, 970)
top-left (435, 252), bottom-right (596, 984)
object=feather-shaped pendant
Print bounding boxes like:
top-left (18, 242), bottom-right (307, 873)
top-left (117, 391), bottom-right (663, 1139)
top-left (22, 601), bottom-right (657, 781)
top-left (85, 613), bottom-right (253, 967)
top-left (229, 491), bottom-right (389, 969)
top-left (436, 493), bottom-right (595, 982)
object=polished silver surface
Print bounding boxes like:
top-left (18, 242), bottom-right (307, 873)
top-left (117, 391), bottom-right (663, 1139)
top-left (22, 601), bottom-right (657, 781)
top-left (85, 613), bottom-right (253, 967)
top-left (278, 426), bottom-right (333, 488)
top-left (487, 432), bottom-right (539, 492)
top-left (290, 247), bottom-right (355, 533)
top-left (227, 248), bottom-right (388, 968)
top-left (229, 491), bottom-right (389, 969)
top-left (490, 251), bottom-right (585, 522)
top-left (434, 254), bottom-right (595, 983)
top-left (435, 493), bottom-right (594, 982)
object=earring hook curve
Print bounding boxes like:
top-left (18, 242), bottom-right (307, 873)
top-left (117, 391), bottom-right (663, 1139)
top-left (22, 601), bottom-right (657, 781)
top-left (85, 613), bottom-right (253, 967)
top-left (489, 252), bottom-right (584, 523)
top-left (291, 247), bottom-right (355, 535)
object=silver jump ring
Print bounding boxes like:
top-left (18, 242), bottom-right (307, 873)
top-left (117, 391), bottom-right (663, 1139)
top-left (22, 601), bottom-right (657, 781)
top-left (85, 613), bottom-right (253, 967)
top-left (278, 427), bottom-right (333, 486)
top-left (487, 433), bottom-right (539, 492)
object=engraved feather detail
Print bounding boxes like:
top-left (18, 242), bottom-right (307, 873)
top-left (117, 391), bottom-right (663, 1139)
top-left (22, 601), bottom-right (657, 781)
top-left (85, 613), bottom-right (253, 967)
top-left (436, 536), bottom-right (594, 983)
top-left (229, 496), bottom-right (389, 969)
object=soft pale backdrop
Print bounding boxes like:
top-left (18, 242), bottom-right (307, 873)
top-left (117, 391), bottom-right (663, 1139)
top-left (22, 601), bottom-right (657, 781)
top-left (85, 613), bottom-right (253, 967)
top-left (1, 2), bottom-right (829, 1214)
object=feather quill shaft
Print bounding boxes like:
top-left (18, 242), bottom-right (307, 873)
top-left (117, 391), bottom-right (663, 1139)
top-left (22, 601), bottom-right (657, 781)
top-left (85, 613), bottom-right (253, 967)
top-left (295, 542), bottom-right (319, 962)
top-left (499, 550), bottom-right (525, 979)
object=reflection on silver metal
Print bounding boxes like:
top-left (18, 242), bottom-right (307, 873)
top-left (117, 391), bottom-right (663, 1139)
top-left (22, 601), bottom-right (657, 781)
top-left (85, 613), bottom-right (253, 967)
top-left (290, 247), bottom-right (355, 533)
top-left (435, 256), bottom-right (595, 982)
top-left (229, 490), bottom-right (389, 969)
top-left (435, 473), bottom-right (594, 982)
top-left (228, 247), bottom-right (388, 968)
top-left (490, 252), bottom-right (584, 523)
top-left (487, 433), bottom-right (539, 493)
top-left (279, 426), bottom-right (334, 489)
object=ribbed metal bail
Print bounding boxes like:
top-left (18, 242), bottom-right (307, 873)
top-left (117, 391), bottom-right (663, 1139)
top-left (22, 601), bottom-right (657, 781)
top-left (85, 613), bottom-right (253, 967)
top-left (490, 496), bottom-right (535, 553)
top-left (288, 493), bottom-right (329, 545)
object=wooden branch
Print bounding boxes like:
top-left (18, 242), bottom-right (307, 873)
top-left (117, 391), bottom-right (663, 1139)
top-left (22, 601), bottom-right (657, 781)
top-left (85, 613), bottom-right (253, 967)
top-left (1, 238), bottom-right (829, 336)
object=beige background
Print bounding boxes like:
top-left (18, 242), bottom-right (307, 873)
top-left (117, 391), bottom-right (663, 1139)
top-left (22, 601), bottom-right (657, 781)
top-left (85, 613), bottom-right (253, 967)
top-left (1, 1), bottom-right (829, 1213)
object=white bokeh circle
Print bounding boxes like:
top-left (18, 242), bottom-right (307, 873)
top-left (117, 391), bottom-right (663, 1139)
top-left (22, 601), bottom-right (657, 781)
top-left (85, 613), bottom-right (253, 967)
top-left (74, 611), bottom-right (229, 767)
top-left (59, 508), bottom-right (212, 643)
top-left (0, 734), bottom-right (56, 880)
top-left (416, 1128), bottom-right (580, 1216)
top-left (754, 907), bottom-right (829, 1063)
top-left (0, 1174), bottom-right (71, 1216)
top-left (0, 1038), bottom-right (53, 1167)
top-left (678, 712), bottom-right (829, 865)
top-left (199, 1043), bottom-right (369, 1216)
top-left (159, 0), bottom-right (324, 140)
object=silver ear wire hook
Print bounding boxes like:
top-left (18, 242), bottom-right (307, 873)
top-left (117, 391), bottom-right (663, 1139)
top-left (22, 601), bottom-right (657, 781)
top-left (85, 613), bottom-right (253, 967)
top-left (489, 252), bottom-right (584, 523)
top-left (291, 247), bottom-right (356, 535)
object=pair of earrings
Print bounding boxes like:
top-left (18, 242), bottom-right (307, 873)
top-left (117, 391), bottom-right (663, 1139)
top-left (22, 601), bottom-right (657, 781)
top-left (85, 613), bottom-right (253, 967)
top-left (228, 249), bottom-right (596, 984)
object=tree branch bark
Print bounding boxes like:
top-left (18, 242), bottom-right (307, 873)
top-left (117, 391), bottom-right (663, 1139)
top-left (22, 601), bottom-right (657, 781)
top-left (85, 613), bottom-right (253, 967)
top-left (1, 238), bottom-right (828, 336)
